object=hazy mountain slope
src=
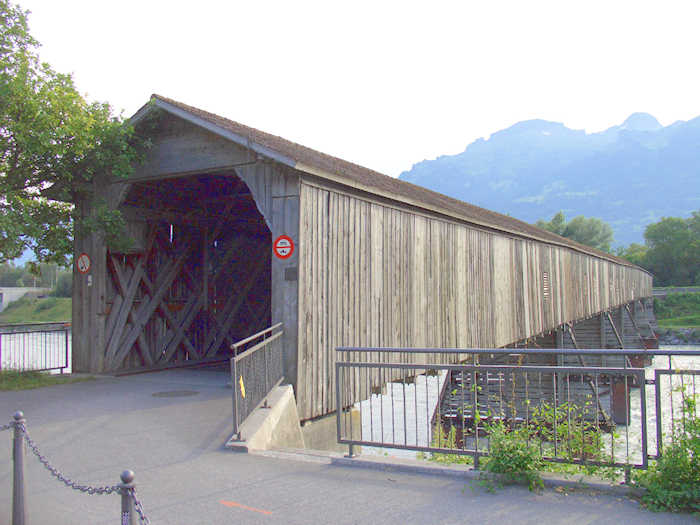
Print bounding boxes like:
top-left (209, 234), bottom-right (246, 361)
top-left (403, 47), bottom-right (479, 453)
top-left (399, 113), bottom-right (700, 246)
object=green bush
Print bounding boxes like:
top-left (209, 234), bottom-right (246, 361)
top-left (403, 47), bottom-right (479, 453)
top-left (34, 297), bottom-right (58, 312)
top-left (530, 400), bottom-right (606, 463)
top-left (635, 394), bottom-right (700, 514)
top-left (482, 420), bottom-right (543, 491)
top-left (654, 293), bottom-right (700, 320)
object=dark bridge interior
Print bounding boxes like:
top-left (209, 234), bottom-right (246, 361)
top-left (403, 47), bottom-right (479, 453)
top-left (104, 173), bottom-right (271, 370)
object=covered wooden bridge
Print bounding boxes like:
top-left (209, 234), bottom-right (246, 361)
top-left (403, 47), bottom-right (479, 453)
top-left (72, 95), bottom-right (653, 421)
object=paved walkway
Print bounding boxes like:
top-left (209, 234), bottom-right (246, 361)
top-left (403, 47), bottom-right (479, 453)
top-left (0, 367), bottom-right (696, 524)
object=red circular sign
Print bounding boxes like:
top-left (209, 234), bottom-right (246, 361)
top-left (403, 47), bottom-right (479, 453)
top-left (273, 235), bottom-right (294, 259)
top-left (76, 253), bottom-right (91, 274)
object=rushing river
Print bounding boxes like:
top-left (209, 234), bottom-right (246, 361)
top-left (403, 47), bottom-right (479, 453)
top-left (356, 345), bottom-right (700, 461)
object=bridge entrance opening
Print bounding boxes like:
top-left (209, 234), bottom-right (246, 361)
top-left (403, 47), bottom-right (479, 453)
top-left (104, 173), bottom-right (271, 371)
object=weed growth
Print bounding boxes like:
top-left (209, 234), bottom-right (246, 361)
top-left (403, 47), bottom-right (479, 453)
top-left (635, 392), bottom-right (700, 514)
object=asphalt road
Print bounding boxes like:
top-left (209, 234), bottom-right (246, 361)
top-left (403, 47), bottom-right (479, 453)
top-left (0, 367), bottom-right (696, 524)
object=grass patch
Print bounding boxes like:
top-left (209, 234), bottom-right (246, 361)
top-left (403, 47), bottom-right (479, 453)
top-left (654, 293), bottom-right (700, 329)
top-left (0, 296), bottom-right (71, 324)
top-left (657, 316), bottom-right (700, 330)
top-left (0, 370), bottom-right (92, 391)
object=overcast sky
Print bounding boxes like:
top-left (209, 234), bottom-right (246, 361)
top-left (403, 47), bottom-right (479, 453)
top-left (18, 0), bottom-right (700, 177)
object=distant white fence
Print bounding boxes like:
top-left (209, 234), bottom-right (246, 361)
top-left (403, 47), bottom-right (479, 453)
top-left (0, 323), bottom-right (71, 373)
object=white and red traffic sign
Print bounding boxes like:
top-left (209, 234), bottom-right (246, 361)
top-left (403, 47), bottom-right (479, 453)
top-left (76, 253), bottom-right (91, 274)
top-left (273, 235), bottom-right (294, 259)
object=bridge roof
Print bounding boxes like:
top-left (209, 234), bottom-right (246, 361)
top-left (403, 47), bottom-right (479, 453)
top-left (132, 94), bottom-right (644, 271)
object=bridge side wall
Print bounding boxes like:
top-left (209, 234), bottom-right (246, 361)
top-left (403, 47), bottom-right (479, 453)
top-left (296, 180), bottom-right (652, 420)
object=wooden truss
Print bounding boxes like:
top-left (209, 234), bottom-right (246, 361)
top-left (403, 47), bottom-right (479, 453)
top-left (104, 220), bottom-right (271, 371)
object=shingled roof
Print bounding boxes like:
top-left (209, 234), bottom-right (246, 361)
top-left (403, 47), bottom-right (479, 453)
top-left (135, 94), bottom-right (643, 271)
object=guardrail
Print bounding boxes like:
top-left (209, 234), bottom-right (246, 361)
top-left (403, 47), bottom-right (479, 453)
top-left (336, 347), bottom-right (699, 479)
top-left (2, 411), bottom-right (150, 524)
top-left (0, 322), bottom-right (71, 373)
top-left (230, 323), bottom-right (284, 440)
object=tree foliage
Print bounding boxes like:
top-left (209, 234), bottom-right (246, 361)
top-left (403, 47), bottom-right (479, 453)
top-left (0, 260), bottom-right (68, 288)
top-left (535, 211), bottom-right (614, 252)
top-left (0, 0), bottom-right (148, 265)
top-left (614, 211), bottom-right (700, 286)
top-left (642, 212), bottom-right (700, 286)
top-left (615, 242), bottom-right (648, 267)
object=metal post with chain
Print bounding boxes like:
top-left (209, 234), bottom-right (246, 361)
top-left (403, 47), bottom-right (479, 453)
top-left (2, 413), bottom-right (151, 523)
top-left (12, 412), bottom-right (26, 525)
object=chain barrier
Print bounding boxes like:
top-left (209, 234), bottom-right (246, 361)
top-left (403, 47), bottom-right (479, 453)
top-left (20, 424), bottom-right (122, 495)
top-left (4, 416), bottom-right (151, 523)
top-left (132, 488), bottom-right (151, 525)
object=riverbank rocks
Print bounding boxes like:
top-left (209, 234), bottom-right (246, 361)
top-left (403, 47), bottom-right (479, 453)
top-left (657, 328), bottom-right (700, 345)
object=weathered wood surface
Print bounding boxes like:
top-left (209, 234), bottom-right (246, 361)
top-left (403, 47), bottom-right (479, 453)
top-left (74, 111), bottom-right (301, 376)
top-left (296, 180), bottom-right (652, 420)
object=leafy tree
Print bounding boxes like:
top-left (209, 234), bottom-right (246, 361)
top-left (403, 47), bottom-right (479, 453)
top-left (644, 215), bottom-right (698, 286)
top-left (0, 262), bottom-right (23, 286)
top-left (615, 243), bottom-right (648, 267)
top-left (535, 211), bottom-right (614, 252)
top-left (0, 0), bottom-right (149, 266)
top-left (536, 211), bottom-right (566, 236)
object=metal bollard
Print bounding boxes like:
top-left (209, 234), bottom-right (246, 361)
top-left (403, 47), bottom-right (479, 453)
top-left (12, 411), bottom-right (26, 525)
top-left (119, 470), bottom-right (136, 525)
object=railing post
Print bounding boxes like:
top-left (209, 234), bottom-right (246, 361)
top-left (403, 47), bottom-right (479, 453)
top-left (63, 327), bottom-right (69, 374)
top-left (262, 333), bottom-right (270, 408)
top-left (231, 357), bottom-right (240, 440)
top-left (12, 411), bottom-right (26, 525)
top-left (119, 470), bottom-right (136, 525)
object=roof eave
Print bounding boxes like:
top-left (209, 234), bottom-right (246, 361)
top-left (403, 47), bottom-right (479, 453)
top-left (131, 97), bottom-right (298, 170)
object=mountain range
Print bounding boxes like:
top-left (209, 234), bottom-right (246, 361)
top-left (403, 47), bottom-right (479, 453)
top-left (399, 113), bottom-right (700, 246)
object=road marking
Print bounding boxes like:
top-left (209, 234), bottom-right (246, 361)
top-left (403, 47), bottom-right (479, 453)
top-left (219, 500), bottom-right (272, 515)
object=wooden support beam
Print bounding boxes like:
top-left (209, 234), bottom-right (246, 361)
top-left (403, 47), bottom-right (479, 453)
top-left (104, 257), bottom-right (146, 366)
top-left (120, 205), bottom-right (268, 235)
top-left (605, 311), bottom-right (624, 348)
top-left (203, 247), bottom-right (267, 357)
top-left (140, 272), bottom-right (199, 361)
top-left (109, 239), bottom-right (192, 369)
top-left (156, 235), bottom-right (245, 362)
top-left (108, 255), bottom-right (154, 366)
top-left (158, 293), bottom-right (205, 363)
top-left (564, 323), bottom-right (612, 426)
top-left (624, 303), bottom-right (646, 346)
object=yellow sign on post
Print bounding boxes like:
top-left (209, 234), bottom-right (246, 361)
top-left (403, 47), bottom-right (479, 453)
top-left (239, 375), bottom-right (246, 398)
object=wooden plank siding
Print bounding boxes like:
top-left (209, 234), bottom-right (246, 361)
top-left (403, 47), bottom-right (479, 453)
top-left (296, 181), bottom-right (652, 421)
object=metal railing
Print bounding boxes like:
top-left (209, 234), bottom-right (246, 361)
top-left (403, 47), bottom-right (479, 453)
top-left (336, 347), bottom-right (699, 475)
top-left (230, 323), bottom-right (285, 440)
top-left (2, 411), bottom-right (150, 524)
top-left (654, 368), bottom-right (699, 457)
top-left (0, 322), bottom-right (71, 373)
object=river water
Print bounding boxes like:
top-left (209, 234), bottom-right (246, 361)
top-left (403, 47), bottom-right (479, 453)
top-left (356, 345), bottom-right (700, 462)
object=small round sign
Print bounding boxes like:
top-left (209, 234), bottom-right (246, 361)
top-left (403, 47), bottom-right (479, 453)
top-left (273, 235), bottom-right (294, 259)
top-left (76, 253), bottom-right (91, 274)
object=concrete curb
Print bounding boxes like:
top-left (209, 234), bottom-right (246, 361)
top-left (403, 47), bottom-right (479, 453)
top-left (257, 448), bottom-right (645, 498)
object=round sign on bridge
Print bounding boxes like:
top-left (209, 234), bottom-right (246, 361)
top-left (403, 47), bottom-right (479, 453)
top-left (76, 253), bottom-right (91, 274)
top-left (273, 235), bottom-right (294, 259)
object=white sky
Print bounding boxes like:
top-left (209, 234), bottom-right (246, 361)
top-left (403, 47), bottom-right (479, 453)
top-left (17, 0), bottom-right (700, 177)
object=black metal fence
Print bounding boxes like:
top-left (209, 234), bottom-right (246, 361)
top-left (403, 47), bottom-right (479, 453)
top-left (230, 323), bottom-right (285, 439)
top-left (336, 347), bottom-right (699, 473)
top-left (2, 411), bottom-right (150, 524)
top-left (0, 322), bottom-right (71, 373)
